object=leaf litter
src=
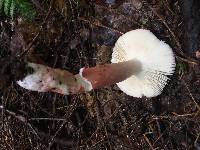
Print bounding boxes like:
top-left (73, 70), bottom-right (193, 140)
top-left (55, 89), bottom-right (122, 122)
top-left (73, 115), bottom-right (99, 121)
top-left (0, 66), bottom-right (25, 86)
top-left (0, 0), bottom-right (200, 149)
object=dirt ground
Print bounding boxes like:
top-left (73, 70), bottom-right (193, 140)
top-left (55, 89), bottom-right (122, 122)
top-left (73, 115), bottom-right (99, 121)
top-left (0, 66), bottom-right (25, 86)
top-left (0, 0), bottom-right (200, 149)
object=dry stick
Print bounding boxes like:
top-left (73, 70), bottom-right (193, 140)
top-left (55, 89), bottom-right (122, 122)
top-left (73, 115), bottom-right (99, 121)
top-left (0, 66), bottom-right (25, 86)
top-left (52, 94), bottom-right (57, 129)
top-left (93, 4), bottom-right (142, 26)
top-left (176, 55), bottom-right (198, 65)
top-left (48, 120), bottom-right (68, 149)
top-left (78, 17), bottom-right (124, 35)
top-left (171, 112), bottom-right (197, 117)
top-left (114, 139), bottom-right (136, 149)
top-left (1, 127), bottom-right (14, 150)
top-left (90, 139), bottom-right (106, 149)
top-left (82, 121), bottom-right (114, 149)
top-left (103, 124), bottom-right (112, 150)
top-left (152, 114), bottom-right (200, 123)
top-left (48, 100), bottom-right (78, 148)
top-left (194, 133), bottom-right (200, 145)
top-left (150, 117), bottom-right (169, 146)
top-left (153, 131), bottom-right (166, 146)
top-left (81, 124), bottom-right (101, 147)
top-left (0, 105), bottom-right (41, 141)
top-left (38, 131), bottom-right (75, 147)
top-left (75, 128), bottom-right (80, 150)
top-left (162, 0), bottom-right (175, 15)
top-left (183, 81), bottom-right (200, 112)
top-left (30, 118), bottom-right (66, 121)
top-left (114, 100), bottom-right (128, 126)
top-left (105, 105), bottom-right (120, 121)
top-left (79, 112), bottom-right (89, 127)
top-left (149, 6), bottom-right (199, 65)
top-left (77, 94), bottom-right (104, 147)
top-left (86, 93), bottom-right (112, 149)
top-left (150, 7), bottom-right (183, 53)
top-left (19, 0), bottom-right (54, 57)
top-left (155, 120), bottom-right (164, 144)
top-left (1, 88), bottom-right (11, 141)
top-left (143, 133), bottom-right (155, 150)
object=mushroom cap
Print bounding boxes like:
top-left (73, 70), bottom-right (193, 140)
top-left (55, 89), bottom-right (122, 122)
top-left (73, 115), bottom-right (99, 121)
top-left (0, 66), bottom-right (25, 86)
top-left (111, 29), bottom-right (176, 98)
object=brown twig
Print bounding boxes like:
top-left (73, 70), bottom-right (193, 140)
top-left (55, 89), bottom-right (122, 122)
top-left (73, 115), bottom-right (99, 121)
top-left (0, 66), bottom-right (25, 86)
top-left (89, 139), bottom-right (106, 149)
top-left (48, 120), bottom-right (68, 148)
top-left (183, 81), bottom-right (200, 112)
top-left (148, 6), bottom-right (182, 53)
top-left (93, 4), bottom-right (141, 26)
top-left (175, 55), bottom-right (198, 65)
top-left (78, 17), bottom-right (124, 35)
top-left (194, 133), bottom-right (200, 145)
top-left (143, 133), bottom-right (155, 150)
top-left (171, 112), bottom-right (198, 117)
top-left (29, 117), bottom-right (66, 121)
top-left (0, 105), bottom-right (41, 141)
top-left (162, 0), bottom-right (175, 15)
top-left (38, 131), bottom-right (75, 147)
top-left (47, 99), bottom-right (78, 148)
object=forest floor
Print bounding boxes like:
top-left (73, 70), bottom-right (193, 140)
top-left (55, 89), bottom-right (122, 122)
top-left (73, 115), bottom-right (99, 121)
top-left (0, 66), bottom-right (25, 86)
top-left (0, 0), bottom-right (200, 149)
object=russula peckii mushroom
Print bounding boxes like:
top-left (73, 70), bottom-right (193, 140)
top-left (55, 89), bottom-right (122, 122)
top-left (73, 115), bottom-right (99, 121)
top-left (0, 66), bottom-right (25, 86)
top-left (17, 29), bottom-right (175, 97)
top-left (110, 29), bottom-right (175, 97)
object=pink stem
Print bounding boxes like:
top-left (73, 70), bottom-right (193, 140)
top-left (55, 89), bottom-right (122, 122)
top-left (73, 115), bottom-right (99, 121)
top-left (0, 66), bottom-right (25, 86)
top-left (81, 59), bottom-right (141, 89)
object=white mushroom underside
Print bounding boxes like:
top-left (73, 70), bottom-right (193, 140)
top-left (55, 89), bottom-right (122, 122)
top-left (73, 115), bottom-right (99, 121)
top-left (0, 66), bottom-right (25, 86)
top-left (111, 29), bottom-right (176, 98)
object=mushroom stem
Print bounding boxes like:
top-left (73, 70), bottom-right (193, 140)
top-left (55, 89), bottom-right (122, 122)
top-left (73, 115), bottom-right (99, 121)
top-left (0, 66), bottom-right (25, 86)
top-left (80, 59), bottom-right (141, 89)
top-left (17, 59), bottom-right (142, 95)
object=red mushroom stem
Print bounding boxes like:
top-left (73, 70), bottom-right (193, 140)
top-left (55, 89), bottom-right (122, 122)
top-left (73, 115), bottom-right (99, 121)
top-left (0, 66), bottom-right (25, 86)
top-left (80, 59), bottom-right (141, 90)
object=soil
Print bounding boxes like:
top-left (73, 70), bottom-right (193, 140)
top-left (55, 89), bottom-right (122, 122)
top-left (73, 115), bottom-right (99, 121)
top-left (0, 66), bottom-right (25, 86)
top-left (0, 0), bottom-right (200, 150)
top-left (181, 0), bottom-right (200, 56)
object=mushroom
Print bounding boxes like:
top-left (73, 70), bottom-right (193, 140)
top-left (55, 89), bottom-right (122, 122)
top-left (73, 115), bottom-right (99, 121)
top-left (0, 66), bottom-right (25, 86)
top-left (17, 29), bottom-right (175, 97)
